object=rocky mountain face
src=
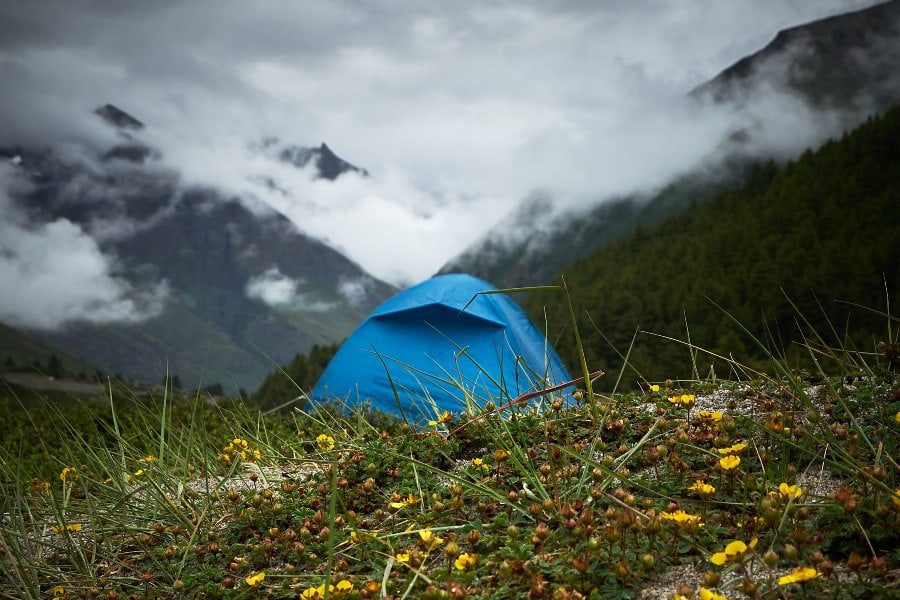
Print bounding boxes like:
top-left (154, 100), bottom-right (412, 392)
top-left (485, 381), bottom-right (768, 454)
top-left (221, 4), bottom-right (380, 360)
top-left (439, 0), bottom-right (900, 290)
top-left (1, 106), bottom-right (394, 392)
top-left (691, 0), bottom-right (900, 109)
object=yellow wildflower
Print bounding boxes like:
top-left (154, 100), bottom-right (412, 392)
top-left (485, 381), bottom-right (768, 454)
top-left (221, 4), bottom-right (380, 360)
top-left (419, 528), bottom-right (444, 549)
top-left (428, 411), bottom-right (453, 426)
top-left (30, 478), bottom-right (50, 495)
top-left (59, 467), bottom-right (78, 482)
top-left (697, 410), bottom-right (723, 423)
top-left (667, 394), bottom-right (696, 409)
top-left (51, 586), bottom-right (65, 598)
top-left (139, 455), bottom-right (156, 463)
top-left (716, 442), bottom-right (747, 455)
top-left (649, 384), bottom-right (661, 393)
top-left (51, 524), bottom-right (82, 534)
top-left (777, 566), bottom-right (821, 585)
top-left (221, 438), bottom-right (262, 464)
top-left (710, 538), bottom-right (757, 566)
top-left (778, 482), bottom-right (803, 500)
top-left (308, 582), bottom-right (340, 600)
top-left (699, 588), bottom-right (729, 600)
top-left (301, 587), bottom-right (322, 599)
top-left (473, 457), bottom-right (490, 471)
top-left (335, 580), bottom-right (353, 594)
top-left (133, 469), bottom-right (145, 478)
top-left (245, 572), bottom-right (265, 587)
top-left (455, 553), bottom-right (477, 570)
top-left (389, 493), bottom-right (418, 509)
top-left (719, 455), bottom-right (741, 471)
top-left (316, 434), bottom-right (335, 451)
top-left (660, 510), bottom-right (703, 529)
top-left (396, 552), bottom-right (410, 563)
top-left (688, 480), bottom-right (716, 497)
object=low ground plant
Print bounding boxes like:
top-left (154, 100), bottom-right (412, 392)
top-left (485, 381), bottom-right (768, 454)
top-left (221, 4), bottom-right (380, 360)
top-left (1, 297), bottom-right (897, 599)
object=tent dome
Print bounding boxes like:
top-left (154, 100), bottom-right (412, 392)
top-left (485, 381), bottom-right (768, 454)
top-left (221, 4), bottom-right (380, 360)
top-left (312, 274), bottom-right (571, 418)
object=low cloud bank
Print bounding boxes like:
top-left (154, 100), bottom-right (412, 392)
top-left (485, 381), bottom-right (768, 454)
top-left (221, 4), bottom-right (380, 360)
top-left (0, 164), bottom-right (168, 330)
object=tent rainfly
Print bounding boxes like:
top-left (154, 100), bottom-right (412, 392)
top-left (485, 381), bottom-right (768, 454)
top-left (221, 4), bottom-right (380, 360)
top-left (311, 274), bottom-right (572, 417)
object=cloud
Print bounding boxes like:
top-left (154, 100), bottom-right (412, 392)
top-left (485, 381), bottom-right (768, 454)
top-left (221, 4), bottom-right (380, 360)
top-left (0, 0), bottom-right (889, 285)
top-left (0, 163), bottom-right (168, 330)
top-left (246, 267), bottom-right (299, 305)
top-left (246, 267), bottom-right (336, 311)
top-left (338, 276), bottom-right (374, 305)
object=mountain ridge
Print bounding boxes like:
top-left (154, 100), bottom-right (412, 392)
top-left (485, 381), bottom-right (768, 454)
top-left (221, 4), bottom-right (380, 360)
top-left (439, 0), bottom-right (900, 289)
top-left (0, 105), bottom-right (395, 392)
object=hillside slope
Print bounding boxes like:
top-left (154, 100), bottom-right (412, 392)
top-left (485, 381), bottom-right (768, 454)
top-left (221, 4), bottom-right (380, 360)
top-left (526, 105), bottom-right (900, 385)
top-left (0, 322), bottom-right (96, 377)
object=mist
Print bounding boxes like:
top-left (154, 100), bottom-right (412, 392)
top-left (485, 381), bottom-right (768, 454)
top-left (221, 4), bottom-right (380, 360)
top-left (0, 0), bottom-right (889, 289)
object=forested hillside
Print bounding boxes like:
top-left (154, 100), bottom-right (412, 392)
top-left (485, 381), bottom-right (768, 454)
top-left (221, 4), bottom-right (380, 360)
top-left (251, 343), bottom-right (338, 409)
top-left (526, 105), bottom-right (900, 386)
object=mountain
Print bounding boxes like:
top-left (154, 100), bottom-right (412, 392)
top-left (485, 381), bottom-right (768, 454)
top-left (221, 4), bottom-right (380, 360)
top-left (1, 105), bottom-right (395, 393)
top-left (525, 104), bottom-right (900, 387)
top-left (279, 143), bottom-right (368, 180)
top-left (439, 0), bottom-right (900, 289)
top-left (691, 0), bottom-right (900, 109)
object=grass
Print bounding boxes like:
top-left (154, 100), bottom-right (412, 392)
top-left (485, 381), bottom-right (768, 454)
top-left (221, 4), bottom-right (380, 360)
top-left (0, 296), bottom-right (898, 599)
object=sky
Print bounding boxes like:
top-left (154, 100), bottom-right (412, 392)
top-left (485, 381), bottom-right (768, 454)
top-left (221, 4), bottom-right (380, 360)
top-left (0, 0), bottom-right (887, 327)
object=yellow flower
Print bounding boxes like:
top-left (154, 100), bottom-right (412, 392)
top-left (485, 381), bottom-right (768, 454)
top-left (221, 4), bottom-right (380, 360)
top-left (139, 455), bottom-right (156, 463)
top-left (710, 538), bottom-right (758, 566)
top-left (335, 580), bottom-right (353, 594)
top-left (245, 572), bottom-right (265, 587)
top-left (396, 552), bottom-right (410, 563)
top-left (454, 553), bottom-right (477, 570)
top-left (59, 467), bottom-right (78, 482)
top-left (316, 434), bottom-right (335, 451)
top-left (649, 384), bottom-right (661, 393)
top-left (30, 478), bottom-right (50, 495)
top-left (301, 588), bottom-right (322, 599)
top-left (719, 455), bottom-right (741, 471)
top-left (419, 528), bottom-right (444, 549)
top-left (688, 480), bottom-right (716, 497)
top-left (221, 438), bottom-right (262, 464)
top-left (389, 493), bottom-right (418, 509)
top-left (716, 442), bottom-right (747, 455)
top-left (667, 394), bottom-right (696, 409)
top-left (51, 586), bottom-right (65, 598)
top-left (777, 566), bottom-right (821, 586)
top-left (133, 469), bottom-right (145, 477)
top-left (778, 482), bottom-right (803, 500)
top-left (659, 510), bottom-right (703, 529)
top-left (697, 410), bottom-right (723, 423)
top-left (473, 457), bottom-right (490, 471)
top-left (895, 411), bottom-right (900, 424)
top-left (699, 588), bottom-right (729, 600)
top-left (316, 584), bottom-right (336, 597)
top-left (428, 411), bottom-right (453, 426)
top-left (51, 524), bottom-right (82, 534)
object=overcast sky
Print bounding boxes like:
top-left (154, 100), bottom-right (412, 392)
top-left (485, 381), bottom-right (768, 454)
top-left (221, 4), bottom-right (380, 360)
top-left (0, 0), bottom-right (883, 288)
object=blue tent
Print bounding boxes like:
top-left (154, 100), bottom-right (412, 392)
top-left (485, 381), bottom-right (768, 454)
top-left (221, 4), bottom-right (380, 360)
top-left (312, 274), bottom-right (571, 417)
